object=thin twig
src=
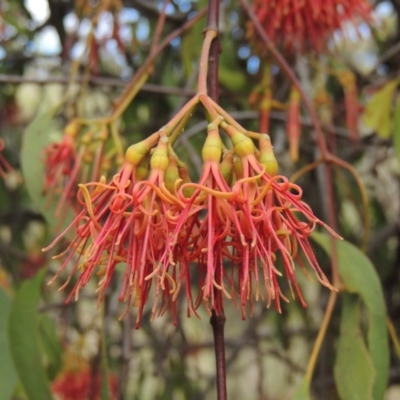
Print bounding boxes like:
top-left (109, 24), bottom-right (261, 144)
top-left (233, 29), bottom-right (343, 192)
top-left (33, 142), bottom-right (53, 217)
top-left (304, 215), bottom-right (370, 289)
top-left (0, 74), bottom-right (198, 96)
top-left (376, 40), bottom-right (400, 68)
top-left (150, 0), bottom-right (171, 55)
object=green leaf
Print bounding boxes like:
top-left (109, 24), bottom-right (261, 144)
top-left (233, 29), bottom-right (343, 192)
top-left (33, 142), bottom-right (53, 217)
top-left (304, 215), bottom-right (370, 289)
top-left (292, 379), bottom-right (311, 400)
top-left (362, 78), bottom-right (400, 139)
top-left (0, 288), bottom-right (18, 400)
top-left (312, 233), bottom-right (389, 400)
top-left (9, 269), bottom-right (53, 400)
top-left (21, 106), bottom-right (73, 232)
top-left (38, 314), bottom-right (63, 380)
top-left (393, 96), bottom-right (400, 165)
top-left (335, 294), bottom-right (375, 400)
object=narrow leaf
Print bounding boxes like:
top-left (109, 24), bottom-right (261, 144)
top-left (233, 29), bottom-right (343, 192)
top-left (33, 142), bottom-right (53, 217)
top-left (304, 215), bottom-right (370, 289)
top-left (0, 287), bottom-right (18, 400)
top-left (363, 78), bottom-right (399, 139)
top-left (393, 95), bottom-right (400, 165)
top-left (9, 270), bottom-right (53, 400)
top-left (334, 294), bottom-right (375, 400)
top-left (362, 78), bottom-right (400, 138)
top-left (39, 315), bottom-right (63, 380)
top-left (312, 233), bottom-right (389, 400)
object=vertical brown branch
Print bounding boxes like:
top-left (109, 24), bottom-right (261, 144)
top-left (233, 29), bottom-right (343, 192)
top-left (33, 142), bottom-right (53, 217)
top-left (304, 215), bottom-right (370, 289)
top-left (206, 0), bottom-right (221, 101)
top-left (205, 1), bottom-right (227, 400)
top-left (210, 310), bottom-right (227, 400)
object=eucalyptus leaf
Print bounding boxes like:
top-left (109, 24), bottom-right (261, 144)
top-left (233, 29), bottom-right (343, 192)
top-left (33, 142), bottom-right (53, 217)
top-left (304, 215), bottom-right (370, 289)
top-left (39, 314), bottom-right (63, 381)
top-left (362, 77), bottom-right (400, 138)
top-left (9, 269), bottom-right (53, 400)
top-left (21, 106), bottom-right (74, 232)
top-left (393, 95), bottom-right (400, 165)
top-left (0, 287), bottom-right (18, 400)
top-left (311, 232), bottom-right (389, 400)
top-left (334, 294), bottom-right (375, 400)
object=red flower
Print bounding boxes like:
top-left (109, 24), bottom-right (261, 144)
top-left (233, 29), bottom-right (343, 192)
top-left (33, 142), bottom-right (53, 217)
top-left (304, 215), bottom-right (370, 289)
top-left (157, 121), bottom-right (340, 319)
top-left (43, 122), bottom-right (111, 218)
top-left (52, 370), bottom-right (117, 400)
top-left (52, 354), bottom-right (117, 400)
top-left (253, 0), bottom-right (371, 52)
top-left (42, 122), bottom-right (79, 215)
top-left (44, 110), bottom-right (340, 325)
top-left (44, 133), bottom-right (184, 327)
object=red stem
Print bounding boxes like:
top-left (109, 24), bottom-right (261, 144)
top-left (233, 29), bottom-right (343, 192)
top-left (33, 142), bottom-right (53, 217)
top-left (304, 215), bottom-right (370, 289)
top-left (207, 0), bottom-right (221, 100)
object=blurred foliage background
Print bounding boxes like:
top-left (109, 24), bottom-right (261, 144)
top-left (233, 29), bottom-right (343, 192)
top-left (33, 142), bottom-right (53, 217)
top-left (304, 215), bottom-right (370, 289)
top-left (1, 0), bottom-right (400, 399)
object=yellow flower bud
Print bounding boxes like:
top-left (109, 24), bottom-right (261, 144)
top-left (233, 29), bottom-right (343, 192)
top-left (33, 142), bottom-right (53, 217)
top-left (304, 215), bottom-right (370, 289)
top-left (80, 131), bottom-right (94, 146)
top-left (150, 137), bottom-right (169, 172)
top-left (178, 163), bottom-right (195, 198)
top-left (165, 156), bottom-right (180, 194)
top-left (202, 124), bottom-right (223, 163)
top-left (233, 156), bottom-right (244, 180)
top-left (135, 154), bottom-right (150, 181)
top-left (258, 134), bottom-right (278, 176)
top-left (82, 150), bottom-right (93, 164)
top-left (125, 134), bottom-right (159, 166)
top-left (224, 125), bottom-right (255, 158)
top-left (64, 121), bottom-right (80, 138)
top-left (96, 126), bottom-right (109, 142)
top-left (220, 151), bottom-right (234, 186)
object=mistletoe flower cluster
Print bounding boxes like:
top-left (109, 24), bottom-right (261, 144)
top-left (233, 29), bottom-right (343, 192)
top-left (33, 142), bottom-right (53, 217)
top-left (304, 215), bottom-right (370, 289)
top-left (252, 0), bottom-right (371, 52)
top-left (44, 94), bottom-right (341, 328)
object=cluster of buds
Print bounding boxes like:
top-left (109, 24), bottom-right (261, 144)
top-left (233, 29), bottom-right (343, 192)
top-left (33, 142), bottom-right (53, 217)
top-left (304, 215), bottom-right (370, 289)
top-left (42, 120), bottom-right (124, 219)
top-left (44, 94), bottom-right (340, 328)
top-left (251, 0), bottom-right (371, 53)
